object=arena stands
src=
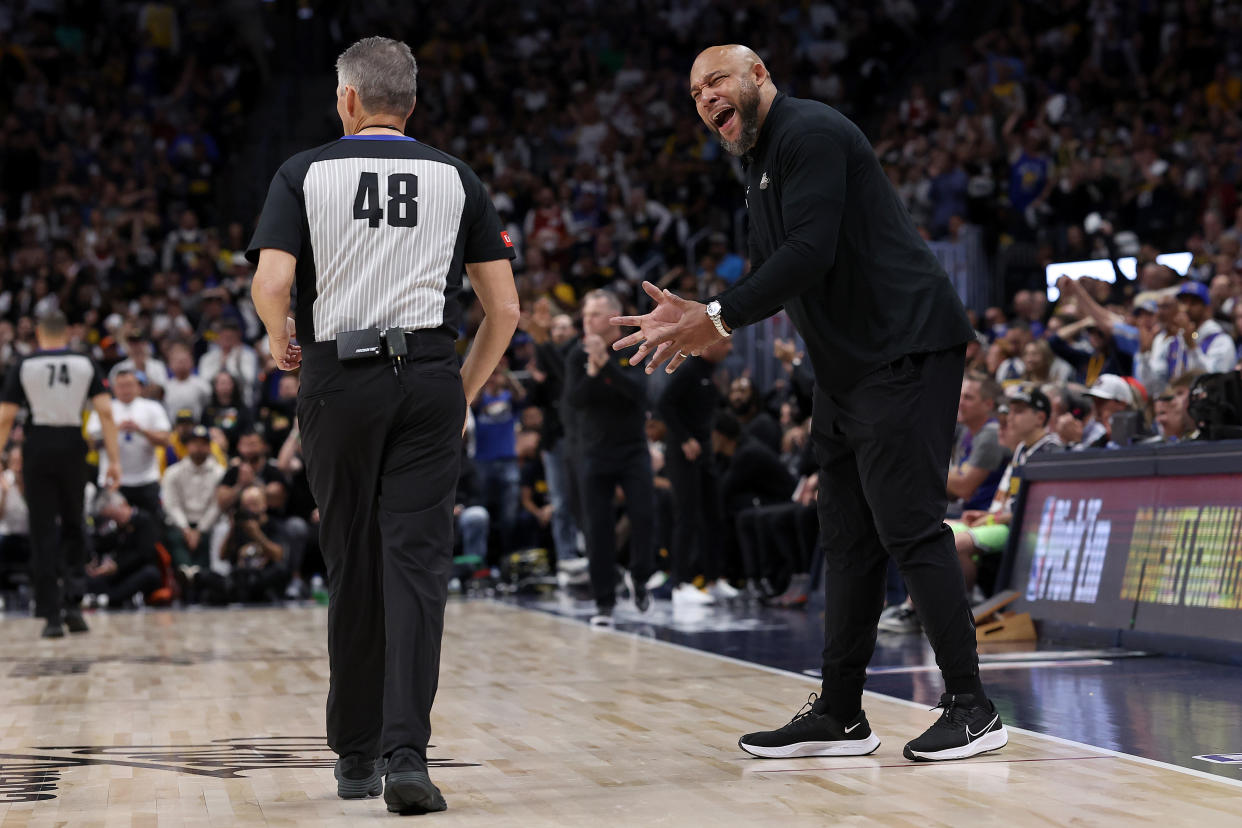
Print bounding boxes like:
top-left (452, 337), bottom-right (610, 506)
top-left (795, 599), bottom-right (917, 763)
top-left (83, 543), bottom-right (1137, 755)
top-left (1, 0), bottom-right (1240, 615)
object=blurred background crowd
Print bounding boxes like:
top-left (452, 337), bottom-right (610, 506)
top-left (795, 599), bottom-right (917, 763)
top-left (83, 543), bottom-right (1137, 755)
top-left (1, 0), bottom-right (1241, 616)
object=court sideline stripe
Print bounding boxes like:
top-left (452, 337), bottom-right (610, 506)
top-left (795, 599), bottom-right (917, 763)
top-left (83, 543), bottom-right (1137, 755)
top-left (489, 600), bottom-right (1242, 792)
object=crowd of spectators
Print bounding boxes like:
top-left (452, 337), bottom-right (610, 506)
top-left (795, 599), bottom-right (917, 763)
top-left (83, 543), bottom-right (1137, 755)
top-left (2, 1), bottom-right (1242, 616)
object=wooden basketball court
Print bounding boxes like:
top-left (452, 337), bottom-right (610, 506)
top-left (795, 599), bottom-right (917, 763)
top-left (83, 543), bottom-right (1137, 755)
top-left (2, 601), bottom-right (1238, 825)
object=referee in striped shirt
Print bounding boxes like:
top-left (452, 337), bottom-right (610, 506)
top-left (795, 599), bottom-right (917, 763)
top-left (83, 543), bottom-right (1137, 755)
top-left (248, 37), bottom-right (519, 815)
top-left (0, 310), bottom-right (122, 638)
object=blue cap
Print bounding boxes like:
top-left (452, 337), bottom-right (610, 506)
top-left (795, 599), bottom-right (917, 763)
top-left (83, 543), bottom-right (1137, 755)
top-left (1177, 281), bottom-right (1211, 303)
top-left (1133, 299), bottom-right (1158, 314)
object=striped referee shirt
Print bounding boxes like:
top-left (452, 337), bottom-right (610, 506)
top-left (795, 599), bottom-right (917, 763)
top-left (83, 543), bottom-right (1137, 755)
top-left (1, 349), bottom-right (104, 437)
top-left (245, 133), bottom-right (516, 342)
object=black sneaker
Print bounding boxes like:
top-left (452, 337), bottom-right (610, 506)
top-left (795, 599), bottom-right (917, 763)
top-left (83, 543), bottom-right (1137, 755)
top-left (903, 693), bottom-right (1008, 761)
top-left (624, 571), bottom-right (650, 613)
top-left (335, 753), bottom-right (383, 799)
top-left (739, 694), bottom-right (881, 758)
top-left (384, 747), bottom-right (446, 814)
top-left (64, 609), bottom-right (90, 634)
top-left (42, 620), bottom-right (65, 638)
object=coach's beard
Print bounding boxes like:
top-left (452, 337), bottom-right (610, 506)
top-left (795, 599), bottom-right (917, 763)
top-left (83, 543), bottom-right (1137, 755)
top-left (718, 80), bottom-right (761, 157)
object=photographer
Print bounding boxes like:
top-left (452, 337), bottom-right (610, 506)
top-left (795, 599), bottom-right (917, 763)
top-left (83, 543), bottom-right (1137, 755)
top-left (216, 429), bottom-right (288, 514)
top-left (217, 484), bottom-right (289, 604)
top-left (88, 492), bottom-right (162, 609)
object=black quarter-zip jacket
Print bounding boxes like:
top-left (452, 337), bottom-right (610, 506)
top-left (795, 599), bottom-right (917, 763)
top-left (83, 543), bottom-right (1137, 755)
top-left (716, 94), bottom-right (975, 392)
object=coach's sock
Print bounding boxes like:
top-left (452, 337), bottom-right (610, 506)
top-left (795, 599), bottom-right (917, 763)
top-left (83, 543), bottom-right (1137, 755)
top-left (944, 674), bottom-right (986, 705)
top-left (818, 690), bottom-right (861, 722)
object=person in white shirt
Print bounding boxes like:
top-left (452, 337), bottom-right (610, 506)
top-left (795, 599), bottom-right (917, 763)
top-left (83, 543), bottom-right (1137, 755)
top-left (197, 319), bottom-right (259, 408)
top-left (0, 446), bottom-right (30, 589)
top-left (162, 341), bottom-right (212, 421)
top-left (161, 425), bottom-right (224, 568)
top-left (108, 336), bottom-right (170, 400)
top-left (1167, 281), bottom-right (1236, 375)
top-left (1134, 291), bottom-right (1181, 397)
top-left (87, 370), bottom-right (171, 516)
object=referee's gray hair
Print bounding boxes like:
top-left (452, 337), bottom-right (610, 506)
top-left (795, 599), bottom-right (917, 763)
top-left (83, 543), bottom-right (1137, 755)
top-left (336, 36), bottom-right (418, 117)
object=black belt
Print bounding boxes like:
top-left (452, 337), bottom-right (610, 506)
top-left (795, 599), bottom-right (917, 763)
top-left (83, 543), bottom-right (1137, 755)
top-left (302, 329), bottom-right (454, 356)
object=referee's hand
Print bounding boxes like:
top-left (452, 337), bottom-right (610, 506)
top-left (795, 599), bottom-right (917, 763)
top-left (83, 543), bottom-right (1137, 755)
top-left (269, 316), bottom-right (302, 371)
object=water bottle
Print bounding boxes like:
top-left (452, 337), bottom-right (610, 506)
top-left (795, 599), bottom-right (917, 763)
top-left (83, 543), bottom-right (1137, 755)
top-left (311, 575), bottom-right (329, 606)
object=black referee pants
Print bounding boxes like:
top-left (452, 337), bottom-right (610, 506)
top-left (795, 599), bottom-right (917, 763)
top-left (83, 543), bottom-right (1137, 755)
top-left (23, 435), bottom-right (89, 620)
top-left (811, 345), bottom-right (982, 718)
top-left (298, 334), bottom-right (464, 763)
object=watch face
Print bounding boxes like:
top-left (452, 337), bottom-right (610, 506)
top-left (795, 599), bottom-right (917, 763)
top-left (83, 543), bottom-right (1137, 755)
top-left (707, 300), bottom-right (721, 316)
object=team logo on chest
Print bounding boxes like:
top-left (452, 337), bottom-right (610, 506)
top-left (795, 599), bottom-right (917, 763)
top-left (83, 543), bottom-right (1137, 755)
top-left (760, 172), bottom-right (769, 190)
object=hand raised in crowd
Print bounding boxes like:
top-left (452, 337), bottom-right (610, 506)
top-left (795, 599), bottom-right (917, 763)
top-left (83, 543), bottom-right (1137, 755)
top-left (233, 459), bottom-right (256, 488)
top-left (681, 437), bottom-right (702, 461)
top-left (1176, 308), bottom-right (1198, 347)
top-left (241, 518), bottom-right (264, 541)
top-left (1056, 412), bottom-right (1084, 445)
top-left (773, 338), bottom-right (802, 367)
top-left (1138, 316), bottom-right (1158, 353)
top-left (583, 334), bottom-right (609, 374)
top-left (612, 281), bottom-right (724, 375)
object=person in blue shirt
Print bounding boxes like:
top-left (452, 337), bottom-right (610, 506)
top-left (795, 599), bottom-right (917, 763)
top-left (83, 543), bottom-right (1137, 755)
top-left (471, 367), bottom-right (524, 560)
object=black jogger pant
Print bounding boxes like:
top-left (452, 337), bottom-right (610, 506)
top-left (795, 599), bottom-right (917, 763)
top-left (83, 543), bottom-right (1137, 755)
top-left (299, 334), bottom-right (464, 763)
top-left (581, 447), bottom-right (656, 610)
top-left (23, 433), bottom-right (89, 620)
top-left (662, 445), bottom-right (723, 585)
top-left (811, 345), bottom-right (981, 718)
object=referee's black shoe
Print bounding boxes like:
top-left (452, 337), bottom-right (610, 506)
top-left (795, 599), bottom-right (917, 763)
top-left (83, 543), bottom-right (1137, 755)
top-left (384, 747), bottom-right (447, 814)
top-left (334, 753), bottom-right (383, 799)
top-left (64, 609), bottom-right (90, 634)
top-left (903, 693), bottom-right (1008, 761)
top-left (41, 619), bottom-right (65, 638)
top-left (739, 693), bottom-right (880, 758)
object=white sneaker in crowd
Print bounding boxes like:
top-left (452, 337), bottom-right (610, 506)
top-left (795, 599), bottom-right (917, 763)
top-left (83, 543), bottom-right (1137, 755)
top-left (559, 557), bottom-right (589, 574)
top-left (672, 583), bottom-right (715, 606)
top-left (706, 579), bottom-right (740, 601)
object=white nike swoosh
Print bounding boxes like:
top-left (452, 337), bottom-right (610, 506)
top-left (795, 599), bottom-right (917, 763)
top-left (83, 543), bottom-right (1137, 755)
top-left (843, 723), bottom-right (861, 734)
top-left (966, 714), bottom-right (999, 740)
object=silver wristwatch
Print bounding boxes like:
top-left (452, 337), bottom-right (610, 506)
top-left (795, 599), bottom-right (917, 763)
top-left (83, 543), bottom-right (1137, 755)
top-left (706, 300), bottom-right (731, 338)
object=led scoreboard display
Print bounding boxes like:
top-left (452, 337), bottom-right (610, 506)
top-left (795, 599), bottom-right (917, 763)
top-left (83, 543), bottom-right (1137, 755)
top-left (1010, 474), bottom-right (1242, 643)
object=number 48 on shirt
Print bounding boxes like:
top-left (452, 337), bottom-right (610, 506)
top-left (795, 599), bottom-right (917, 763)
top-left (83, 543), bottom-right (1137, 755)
top-left (352, 171), bottom-right (418, 228)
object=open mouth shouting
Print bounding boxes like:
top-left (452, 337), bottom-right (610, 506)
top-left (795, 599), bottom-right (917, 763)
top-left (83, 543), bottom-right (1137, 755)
top-left (712, 105), bottom-right (737, 136)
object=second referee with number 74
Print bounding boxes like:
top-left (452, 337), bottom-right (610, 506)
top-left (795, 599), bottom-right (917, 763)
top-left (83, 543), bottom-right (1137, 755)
top-left (248, 37), bottom-right (518, 815)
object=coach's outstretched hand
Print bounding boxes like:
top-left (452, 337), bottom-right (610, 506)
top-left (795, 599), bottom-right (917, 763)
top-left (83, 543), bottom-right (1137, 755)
top-left (611, 281), bottom-right (725, 374)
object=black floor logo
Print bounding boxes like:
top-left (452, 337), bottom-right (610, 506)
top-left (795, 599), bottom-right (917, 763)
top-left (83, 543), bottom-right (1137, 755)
top-left (0, 737), bottom-right (478, 803)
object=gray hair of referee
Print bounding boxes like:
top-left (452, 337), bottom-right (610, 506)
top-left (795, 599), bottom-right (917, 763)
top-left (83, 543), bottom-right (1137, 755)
top-left (335, 36), bottom-right (418, 117)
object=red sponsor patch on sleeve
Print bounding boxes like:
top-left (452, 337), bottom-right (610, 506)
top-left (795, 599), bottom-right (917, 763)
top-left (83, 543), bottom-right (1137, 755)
top-left (501, 230), bottom-right (514, 248)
